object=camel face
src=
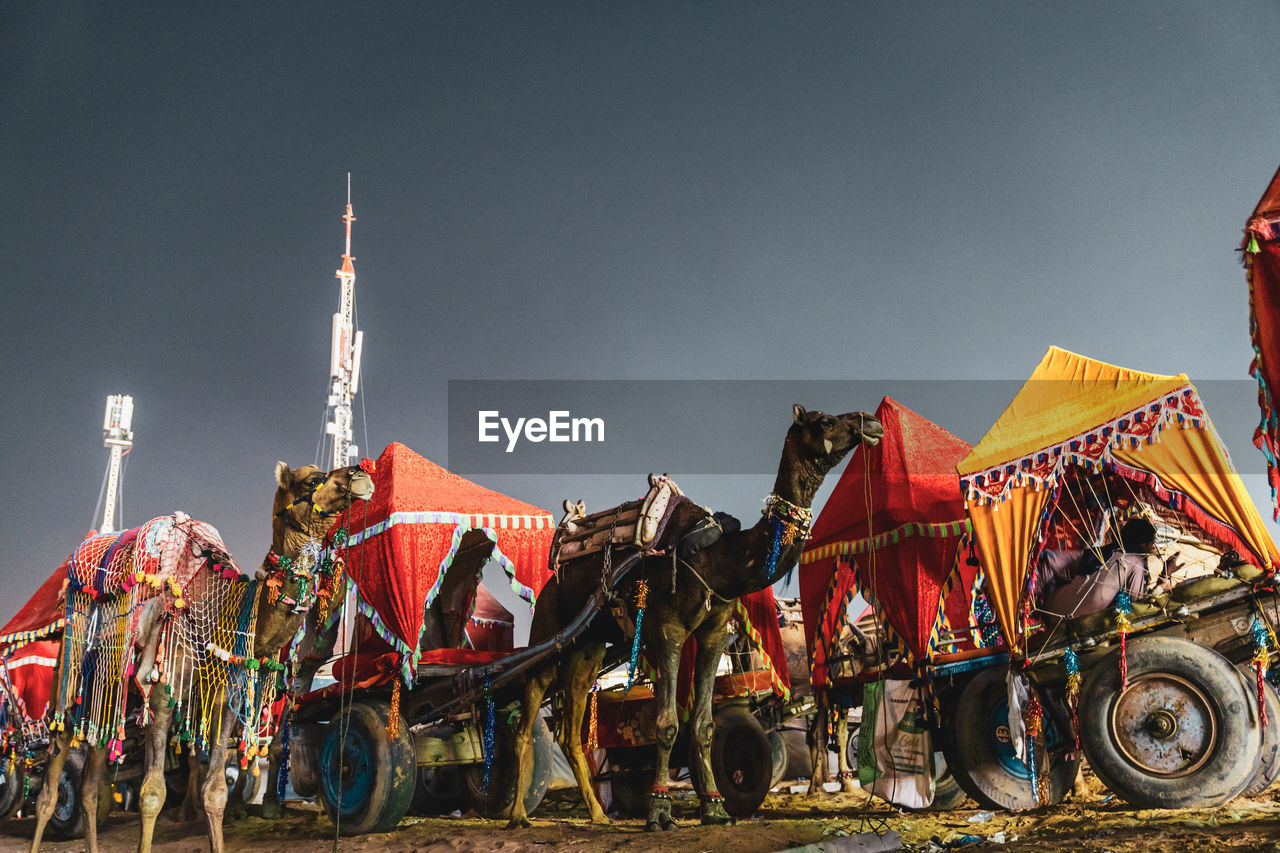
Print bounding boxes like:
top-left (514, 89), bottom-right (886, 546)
top-left (789, 405), bottom-right (884, 466)
top-left (273, 461), bottom-right (375, 530)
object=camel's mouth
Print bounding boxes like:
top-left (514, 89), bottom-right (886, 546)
top-left (860, 418), bottom-right (885, 447)
top-left (350, 472), bottom-right (375, 501)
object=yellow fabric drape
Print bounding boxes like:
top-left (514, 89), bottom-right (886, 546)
top-left (1112, 425), bottom-right (1280, 569)
top-left (965, 487), bottom-right (1051, 654)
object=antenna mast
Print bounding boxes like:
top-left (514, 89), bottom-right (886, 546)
top-left (324, 176), bottom-right (364, 468)
top-left (100, 394), bottom-right (134, 533)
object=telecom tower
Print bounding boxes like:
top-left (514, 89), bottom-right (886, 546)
top-left (324, 178), bottom-right (365, 469)
top-left (100, 394), bottom-right (134, 533)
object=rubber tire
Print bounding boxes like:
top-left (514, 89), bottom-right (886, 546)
top-left (768, 730), bottom-right (787, 790)
top-left (0, 762), bottom-right (25, 819)
top-left (410, 765), bottom-right (467, 815)
top-left (318, 700), bottom-right (416, 836)
top-left (929, 764), bottom-right (969, 811)
top-left (944, 666), bottom-right (1080, 811)
top-left (462, 714), bottom-right (552, 819)
top-left (703, 706), bottom-right (772, 818)
top-left (46, 751), bottom-right (111, 840)
top-left (1236, 665), bottom-right (1280, 797)
top-left (604, 746), bottom-right (652, 818)
top-left (1079, 636), bottom-right (1260, 809)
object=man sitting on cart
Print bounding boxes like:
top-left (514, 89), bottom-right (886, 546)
top-left (1038, 518), bottom-right (1182, 622)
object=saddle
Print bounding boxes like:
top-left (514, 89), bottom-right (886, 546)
top-left (551, 473), bottom-right (688, 565)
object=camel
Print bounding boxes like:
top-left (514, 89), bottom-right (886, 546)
top-left (29, 460), bottom-right (373, 853)
top-left (507, 405), bottom-right (882, 831)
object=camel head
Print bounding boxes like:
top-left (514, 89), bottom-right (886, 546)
top-left (272, 460), bottom-right (375, 539)
top-left (788, 404), bottom-right (884, 474)
top-left (263, 460), bottom-right (375, 617)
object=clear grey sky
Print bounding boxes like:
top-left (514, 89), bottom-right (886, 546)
top-left (3, 2), bottom-right (1279, 616)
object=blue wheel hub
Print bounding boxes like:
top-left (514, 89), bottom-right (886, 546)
top-left (986, 696), bottom-right (1065, 780)
top-left (322, 726), bottom-right (373, 816)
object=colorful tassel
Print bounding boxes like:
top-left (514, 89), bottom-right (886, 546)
top-left (1113, 591), bottom-right (1132, 692)
top-left (587, 683), bottom-right (599, 750)
top-left (1025, 693), bottom-right (1046, 806)
top-left (1253, 617), bottom-right (1273, 727)
top-left (482, 675), bottom-right (495, 794)
top-left (624, 580), bottom-right (649, 693)
top-left (1064, 646), bottom-right (1081, 750)
top-left (387, 679), bottom-right (401, 739)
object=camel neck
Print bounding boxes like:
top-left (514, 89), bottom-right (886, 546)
top-left (770, 438), bottom-right (827, 510)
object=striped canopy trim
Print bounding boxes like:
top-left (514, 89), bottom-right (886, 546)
top-left (801, 519), bottom-right (970, 565)
top-left (342, 510), bottom-right (553, 548)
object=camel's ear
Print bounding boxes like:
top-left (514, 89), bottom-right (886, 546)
top-left (275, 461), bottom-right (293, 488)
top-left (792, 404), bottom-right (807, 425)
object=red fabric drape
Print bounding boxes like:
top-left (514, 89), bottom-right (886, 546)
top-left (2, 639), bottom-right (60, 721)
top-left (800, 398), bottom-right (974, 669)
top-left (1249, 239), bottom-right (1280, 514)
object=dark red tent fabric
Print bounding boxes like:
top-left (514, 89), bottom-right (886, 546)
top-left (1, 639), bottom-right (61, 722)
top-left (1245, 168), bottom-right (1280, 517)
top-left (0, 548), bottom-right (86, 646)
top-left (799, 398), bottom-right (975, 684)
top-left (330, 442), bottom-right (554, 683)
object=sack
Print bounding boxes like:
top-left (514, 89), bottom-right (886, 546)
top-left (858, 678), bottom-right (934, 808)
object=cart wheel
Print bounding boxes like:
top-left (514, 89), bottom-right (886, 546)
top-left (943, 666), bottom-right (1079, 811)
top-left (411, 766), bottom-right (467, 815)
top-left (1078, 636), bottom-right (1260, 809)
top-left (318, 700), bottom-right (416, 835)
top-left (694, 706), bottom-right (772, 818)
top-left (462, 714), bottom-right (552, 819)
top-left (928, 754), bottom-right (969, 811)
top-left (46, 750), bottom-right (111, 840)
top-left (604, 745), bottom-right (652, 817)
top-left (0, 762), bottom-right (25, 819)
top-left (768, 731), bottom-right (787, 791)
top-left (1239, 670), bottom-right (1280, 797)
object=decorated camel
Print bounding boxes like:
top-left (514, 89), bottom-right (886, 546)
top-left (29, 460), bottom-right (373, 853)
top-left (507, 405), bottom-right (882, 831)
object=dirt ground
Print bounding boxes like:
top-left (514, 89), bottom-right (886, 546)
top-left (6, 784), bottom-right (1280, 853)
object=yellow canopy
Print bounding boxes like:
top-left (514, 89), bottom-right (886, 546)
top-left (959, 347), bottom-right (1279, 653)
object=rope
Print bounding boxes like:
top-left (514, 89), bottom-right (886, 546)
top-left (332, 496), bottom-right (366, 851)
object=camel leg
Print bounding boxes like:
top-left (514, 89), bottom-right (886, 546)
top-left (180, 747), bottom-right (205, 822)
top-left (645, 637), bottom-right (683, 832)
top-left (138, 698), bottom-right (175, 853)
top-left (80, 744), bottom-right (108, 853)
top-left (201, 705), bottom-right (237, 853)
top-left (227, 745), bottom-right (249, 819)
top-left (261, 716), bottom-right (287, 819)
top-left (834, 709), bottom-right (855, 793)
top-left (28, 728), bottom-right (73, 852)
top-left (689, 619), bottom-right (733, 825)
top-left (557, 640), bottom-right (609, 825)
top-left (504, 659), bottom-right (556, 829)
top-left (806, 704), bottom-right (828, 796)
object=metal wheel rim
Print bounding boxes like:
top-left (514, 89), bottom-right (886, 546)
top-left (1109, 672), bottom-right (1218, 778)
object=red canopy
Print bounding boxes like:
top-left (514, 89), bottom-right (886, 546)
top-left (1, 639), bottom-right (60, 723)
top-left (330, 442), bottom-right (554, 683)
top-left (0, 548), bottom-right (86, 648)
top-left (1245, 163), bottom-right (1280, 518)
top-left (799, 398), bottom-right (976, 685)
